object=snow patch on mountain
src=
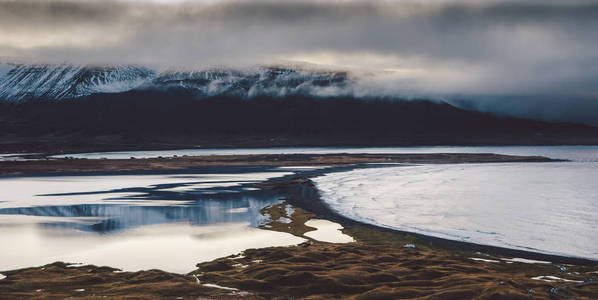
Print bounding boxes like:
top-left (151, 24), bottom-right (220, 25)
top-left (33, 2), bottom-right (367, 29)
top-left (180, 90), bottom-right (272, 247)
top-left (0, 63), bottom-right (155, 101)
top-left (0, 62), bottom-right (352, 101)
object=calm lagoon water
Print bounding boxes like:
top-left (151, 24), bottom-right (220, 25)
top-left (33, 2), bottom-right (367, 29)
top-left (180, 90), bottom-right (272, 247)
top-left (0, 170), bottom-right (306, 273)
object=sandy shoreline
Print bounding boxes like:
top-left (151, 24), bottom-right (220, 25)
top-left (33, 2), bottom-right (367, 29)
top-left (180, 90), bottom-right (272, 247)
top-left (1, 153), bottom-right (596, 299)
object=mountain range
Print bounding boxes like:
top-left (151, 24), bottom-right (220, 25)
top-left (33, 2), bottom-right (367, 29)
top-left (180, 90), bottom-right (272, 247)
top-left (0, 62), bottom-right (349, 102)
top-left (1, 62), bottom-right (597, 153)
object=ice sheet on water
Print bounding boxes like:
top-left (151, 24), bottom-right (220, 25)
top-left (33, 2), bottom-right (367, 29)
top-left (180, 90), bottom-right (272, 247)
top-left (0, 172), bottom-right (291, 209)
top-left (313, 162), bottom-right (598, 260)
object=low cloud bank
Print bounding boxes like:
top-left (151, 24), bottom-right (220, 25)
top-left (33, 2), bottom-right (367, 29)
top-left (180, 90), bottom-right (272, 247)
top-left (0, 0), bottom-right (597, 125)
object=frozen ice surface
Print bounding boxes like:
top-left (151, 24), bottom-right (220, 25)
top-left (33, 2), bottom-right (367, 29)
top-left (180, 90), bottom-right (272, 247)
top-left (314, 162), bottom-right (598, 259)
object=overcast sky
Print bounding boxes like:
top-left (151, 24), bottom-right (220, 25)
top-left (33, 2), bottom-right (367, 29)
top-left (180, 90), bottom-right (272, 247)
top-left (1, 0), bottom-right (597, 125)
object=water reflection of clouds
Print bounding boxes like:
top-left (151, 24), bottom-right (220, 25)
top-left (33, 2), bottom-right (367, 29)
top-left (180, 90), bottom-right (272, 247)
top-left (0, 172), bottom-right (292, 233)
top-left (0, 170), bottom-right (305, 272)
top-left (0, 220), bottom-right (305, 273)
top-left (0, 197), bottom-right (278, 233)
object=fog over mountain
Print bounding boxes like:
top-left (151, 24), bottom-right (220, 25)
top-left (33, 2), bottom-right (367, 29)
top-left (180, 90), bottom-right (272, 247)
top-left (1, 0), bottom-right (597, 126)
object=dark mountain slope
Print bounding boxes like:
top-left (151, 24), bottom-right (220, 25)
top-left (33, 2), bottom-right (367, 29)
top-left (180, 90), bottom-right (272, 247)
top-left (1, 90), bottom-right (597, 153)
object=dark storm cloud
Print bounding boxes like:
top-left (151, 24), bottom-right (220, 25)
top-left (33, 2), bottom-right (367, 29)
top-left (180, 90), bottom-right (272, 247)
top-left (1, 0), bottom-right (597, 125)
top-left (2, 0), bottom-right (596, 65)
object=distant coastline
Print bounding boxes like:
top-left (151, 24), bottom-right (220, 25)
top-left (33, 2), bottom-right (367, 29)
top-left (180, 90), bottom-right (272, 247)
top-left (0, 153), bottom-right (558, 177)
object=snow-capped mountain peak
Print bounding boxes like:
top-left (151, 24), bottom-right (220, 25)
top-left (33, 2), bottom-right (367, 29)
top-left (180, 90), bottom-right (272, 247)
top-left (0, 62), bottom-right (351, 101)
